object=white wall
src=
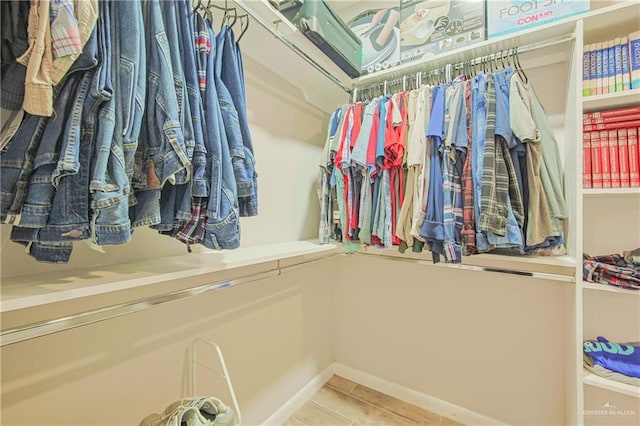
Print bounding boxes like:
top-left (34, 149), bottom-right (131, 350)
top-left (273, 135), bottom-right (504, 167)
top-left (0, 260), bottom-right (334, 426)
top-left (332, 254), bottom-right (569, 425)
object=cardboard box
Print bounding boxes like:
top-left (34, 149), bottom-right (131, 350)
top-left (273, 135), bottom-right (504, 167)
top-left (399, 0), bottom-right (485, 65)
top-left (487, 0), bottom-right (590, 39)
top-left (347, 4), bottom-right (401, 74)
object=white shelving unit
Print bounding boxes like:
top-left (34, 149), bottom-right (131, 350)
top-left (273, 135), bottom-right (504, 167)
top-left (1, 1), bottom-right (639, 425)
top-left (583, 88), bottom-right (640, 112)
top-left (583, 188), bottom-right (640, 196)
top-left (583, 370), bottom-right (640, 399)
top-left (582, 281), bottom-right (640, 295)
top-left (579, 3), bottom-right (640, 424)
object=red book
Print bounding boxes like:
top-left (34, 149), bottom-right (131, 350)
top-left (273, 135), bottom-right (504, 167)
top-left (590, 131), bottom-right (603, 188)
top-left (618, 128), bottom-right (631, 187)
top-left (608, 129), bottom-right (621, 187)
top-left (583, 131), bottom-right (593, 188)
top-left (583, 119), bottom-right (640, 131)
top-left (629, 127), bottom-right (639, 187)
top-left (583, 113), bottom-right (640, 125)
top-left (589, 105), bottom-right (640, 118)
top-left (600, 130), bottom-right (612, 188)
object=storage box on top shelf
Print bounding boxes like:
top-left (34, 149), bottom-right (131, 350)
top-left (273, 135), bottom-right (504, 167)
top-left (346, 2), bottom-right (401, 75)
top-left (398, 0), bottom-right (485, 66)
top-left (487, 0), bottom-right (590, 39)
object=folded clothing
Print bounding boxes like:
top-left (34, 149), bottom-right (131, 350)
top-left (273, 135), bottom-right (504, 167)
top-left (583, 253), bottom-right (640, 290)
top-left (584, 336), bottom-right (640, 380)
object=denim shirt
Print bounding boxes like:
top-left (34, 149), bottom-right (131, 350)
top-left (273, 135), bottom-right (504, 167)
top-left (198, 17), bottom-right (240, 250)
top-left (221, 27), bottom-right (258, 217)
top-left (136, 0), bottom-right (190, 192)
top-left (215, 26), bottom-right (256, 217)
top-left (471, 74), bottom-right (489, 252)
top-left (420, 84), bottom-right (447, 263)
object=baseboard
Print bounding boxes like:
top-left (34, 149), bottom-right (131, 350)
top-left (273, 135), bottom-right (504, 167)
top-left (262, 362), bottom-right (505, 426)
top-left (332, 363), bottom-right (506, 426)
top-left (262, 364), bottom-right (334, 425)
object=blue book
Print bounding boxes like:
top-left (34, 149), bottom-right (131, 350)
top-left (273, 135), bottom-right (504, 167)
top-left (622, 37), bottom-right (631, 90)
top-left (607, 40), bottom-right (615, 93)
top-left (596, 42), bottom-right (603, 95)
top-left (615, 38), bottom-right (623, 92)
top-left (629, 31), bottom-right (640, 89)
top-left (589, 43), bottom-right (597, 96)
top-left (602, 42), bottom-right (610, 94)
top-left (583, 44), bottom-right (591, 97)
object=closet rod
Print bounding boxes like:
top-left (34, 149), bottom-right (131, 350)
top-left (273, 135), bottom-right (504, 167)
top-left (356, 252), bottom-right (575, 283)
top-left (232, 0), bottom-right (351, 94)
top-left (0, 255), bottom-right (340, 347)
top-left (354, 32), bottom-right (575, 91)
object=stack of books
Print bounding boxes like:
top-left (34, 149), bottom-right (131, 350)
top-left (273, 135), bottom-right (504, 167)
top-left (583, 106), bottom-right (640, 189)
top-left (582, 31), bottom-right (640, 97)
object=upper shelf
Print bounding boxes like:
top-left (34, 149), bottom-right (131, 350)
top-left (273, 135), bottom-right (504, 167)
top-left (355, 1), bottom-right (639, 86)
top-left (233, 0), bottom-right (638, 109)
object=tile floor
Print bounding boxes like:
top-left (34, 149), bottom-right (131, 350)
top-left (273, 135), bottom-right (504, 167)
top-left (284, 375), bottom-right (466, 426)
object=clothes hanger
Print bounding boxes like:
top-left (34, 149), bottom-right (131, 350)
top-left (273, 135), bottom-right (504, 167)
top-left (236, 14), bottom-right (250, 42)
top-left (514, 47), bottom-right (528, 83)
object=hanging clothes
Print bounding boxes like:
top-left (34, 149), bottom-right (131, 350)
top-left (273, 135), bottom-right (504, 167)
top-left (319, 62), bottom-right (568, 264)
top-left (0, 0), bottom-right (258, 263)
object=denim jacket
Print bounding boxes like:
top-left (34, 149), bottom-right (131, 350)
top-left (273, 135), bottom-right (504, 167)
top-left (196, 15), bottom-right (240, 249)
top-left (91, 0), bottom-right (146, 245)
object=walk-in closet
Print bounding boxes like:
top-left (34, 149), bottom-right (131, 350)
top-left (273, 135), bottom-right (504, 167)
top-left (1, 1), bottom-right (639, 425)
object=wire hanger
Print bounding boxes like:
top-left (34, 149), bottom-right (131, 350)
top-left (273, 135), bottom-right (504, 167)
top-left (236, 13), bottom-right (250, 42)
top-left (514, 47), bottom-right (528, 83)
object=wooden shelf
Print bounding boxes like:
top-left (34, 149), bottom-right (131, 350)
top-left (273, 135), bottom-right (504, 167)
top-left (583, 188), bottom-right (640, 196)
top-left (582, 89), bottom-right (640, 113)
top-left (583, 370), bottom-right (640, 398)
top-left (582, 281), bottom-right (640, 295)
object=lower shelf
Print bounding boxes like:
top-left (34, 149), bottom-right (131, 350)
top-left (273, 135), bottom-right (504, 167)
top-left (583, 370), bottom-right (640, 398)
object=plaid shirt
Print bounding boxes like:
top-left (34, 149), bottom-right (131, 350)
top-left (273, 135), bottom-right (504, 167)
top-left (176, 197), bottom-right (208, 247)
top-left (461, 81), bottom-right (476, 255)
top-left (478, 77), bottom-right (510, 236)
top-left (584, 254), bottom-right (640, 290)
top-left (442, 80), bottom-right (466, 262)
top-left (195, 26), bottom-right (211, 96)
top-left (50, 0), bottom-right (81, 59)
